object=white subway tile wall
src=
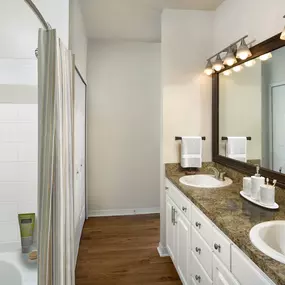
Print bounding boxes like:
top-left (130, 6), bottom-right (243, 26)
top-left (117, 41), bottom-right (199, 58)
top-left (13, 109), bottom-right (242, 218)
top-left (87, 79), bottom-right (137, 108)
top-left (0, 104), bottom-right (37, 244)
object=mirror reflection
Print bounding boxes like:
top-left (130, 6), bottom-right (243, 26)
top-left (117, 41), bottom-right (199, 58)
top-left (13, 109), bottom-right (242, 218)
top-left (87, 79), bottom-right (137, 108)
top-left (219, 47), bottom-right (285, 174)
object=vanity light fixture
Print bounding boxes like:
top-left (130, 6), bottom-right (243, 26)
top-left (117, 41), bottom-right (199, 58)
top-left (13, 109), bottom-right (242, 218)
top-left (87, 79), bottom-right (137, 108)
top-left (204, 60), bottom-right (214, 75)
top-left (236, 38), bottom-right (252, 60)
top-left (223, 47), bottom-right (237, 66)
top-left (213, 55), bottom-right (225, 72)
top-left (233, 65), bottom-right (243, 72)
top-left (244, 59), bottom-right (256, 67)
top-left (223, 70), bottom-right (232, 76)
top-left (280, 15), bottom-right (285, 40)
top-left (203, 35), bottom-right (252, 75)
top-left (259, 53), bottom-right (272, 61)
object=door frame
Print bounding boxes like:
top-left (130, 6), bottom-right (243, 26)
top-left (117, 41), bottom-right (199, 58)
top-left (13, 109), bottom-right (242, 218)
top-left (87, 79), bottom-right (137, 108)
top-left (269, 81), bottom-right (285, 172)
top-left (75, 66), bottom-right (88, 219)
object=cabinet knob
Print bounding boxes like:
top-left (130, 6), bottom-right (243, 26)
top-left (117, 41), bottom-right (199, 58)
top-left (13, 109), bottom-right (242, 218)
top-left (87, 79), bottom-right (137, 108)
top-left (182, 206), bottom-right (187, 212)
top-left (195, 221), bottom-right (201, 228)
top-left (195, 275), bottom-right (201, 283)
top-left (195, 247), bottom-right (201, 254)
top-left (165, 186), bottom-right (169, 190)
top-left (214, 243), bottom-right (221, 252)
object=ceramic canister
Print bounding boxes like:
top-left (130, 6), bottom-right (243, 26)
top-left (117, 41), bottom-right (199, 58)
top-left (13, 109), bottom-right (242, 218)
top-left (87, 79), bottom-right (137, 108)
top-left (243, 177), bottom-right (251, 196)
top-left (251, 176), bottom-right (265, 200)
top-left (260, 185), bottom-right (275, 206)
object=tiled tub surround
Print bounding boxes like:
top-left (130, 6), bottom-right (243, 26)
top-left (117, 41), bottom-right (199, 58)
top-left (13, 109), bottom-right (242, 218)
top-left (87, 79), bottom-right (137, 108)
top-left (0, 104), bottom-right (37, 246)
top-left (165, 163), bottom-right (285, 285)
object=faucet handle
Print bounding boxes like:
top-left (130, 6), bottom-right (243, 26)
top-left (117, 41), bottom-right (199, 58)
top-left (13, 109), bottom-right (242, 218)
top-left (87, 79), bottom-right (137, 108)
top-left (219, 172), bottom-right (226, 181)
top-left (255, 164), bottom-right (260, 175)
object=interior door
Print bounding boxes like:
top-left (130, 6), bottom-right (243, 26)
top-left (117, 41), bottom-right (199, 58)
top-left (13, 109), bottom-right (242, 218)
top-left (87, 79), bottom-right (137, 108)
top-left (74, 68), bottom-right (87, 259)
top-left (271, 84), bottom-right (285, 173)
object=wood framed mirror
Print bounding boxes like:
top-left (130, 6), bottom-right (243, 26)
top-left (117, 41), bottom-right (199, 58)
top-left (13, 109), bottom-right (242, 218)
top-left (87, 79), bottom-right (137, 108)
top-left (212, 33), bottom-right (285, 187)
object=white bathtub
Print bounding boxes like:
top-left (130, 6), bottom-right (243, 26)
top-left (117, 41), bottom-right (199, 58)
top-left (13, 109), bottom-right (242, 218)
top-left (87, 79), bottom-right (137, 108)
top-left (0, 247), bottom-right (37, 285)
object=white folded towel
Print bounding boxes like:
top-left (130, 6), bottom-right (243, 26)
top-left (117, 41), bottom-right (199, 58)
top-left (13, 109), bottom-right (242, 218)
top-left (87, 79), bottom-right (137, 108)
top-left (181, 136), bottom-right (202, 168)
top-left (226, 137), bottom-right (247, 162)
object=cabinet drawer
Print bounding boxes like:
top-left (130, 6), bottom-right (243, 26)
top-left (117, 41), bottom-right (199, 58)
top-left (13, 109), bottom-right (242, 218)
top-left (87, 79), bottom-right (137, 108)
top-left (190, 252), bottom-right (212, 285)
top-left (231, 245), bottom-right (275, 285)
top-left (212, 225), bottom-right (231, 270)
top-left (165, 178), bottom-right (172, 194)
top-left (213, 254), bottom-right (239, 285)
top-left (177, 192), bottom-right (191, 221)
top-left (166, 179), bottom-right (191, 221)
top-left (166, 179), bottom-right (181, 206)
top-left (191, 226), bottom-right (212, 278)
top-left (192, 205), bottom-right (213, 246)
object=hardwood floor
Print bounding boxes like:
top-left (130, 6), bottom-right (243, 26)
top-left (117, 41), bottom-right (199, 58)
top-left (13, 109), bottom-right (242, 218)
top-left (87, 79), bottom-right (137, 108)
top-left (75, 214), bottom-right (182, 285)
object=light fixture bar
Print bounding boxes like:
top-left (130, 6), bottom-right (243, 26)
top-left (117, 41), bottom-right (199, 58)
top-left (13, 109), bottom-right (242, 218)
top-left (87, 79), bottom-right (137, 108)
top-left (206, 35), bottom-right (248, 62)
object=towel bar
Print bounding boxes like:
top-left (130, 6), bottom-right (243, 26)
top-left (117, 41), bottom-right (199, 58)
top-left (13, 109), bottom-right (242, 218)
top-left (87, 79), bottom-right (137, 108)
top-left (221, 136), bottom-right (251, 141)
top-left (175, 136), bottom-right (206, 141)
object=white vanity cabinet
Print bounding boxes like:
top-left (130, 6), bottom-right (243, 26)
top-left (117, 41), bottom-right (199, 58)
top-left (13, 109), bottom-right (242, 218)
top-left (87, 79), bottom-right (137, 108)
top-left (166, 180), bottom-right (191, 284)
top-left (176, 210), bottom-right (191, 284)
top-left (165, 178), bottom-right (275, 285)
top-left (166, 196), bottom-right (176, 261)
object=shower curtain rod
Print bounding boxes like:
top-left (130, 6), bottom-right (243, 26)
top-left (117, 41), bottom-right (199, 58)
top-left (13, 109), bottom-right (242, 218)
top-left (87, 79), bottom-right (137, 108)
top-left (24, 0), bottom-right (51, 30)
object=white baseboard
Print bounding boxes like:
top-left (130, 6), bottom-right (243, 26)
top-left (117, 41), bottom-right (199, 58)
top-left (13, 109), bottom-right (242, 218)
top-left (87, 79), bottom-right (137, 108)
top-left (88, 207), bottom-right (160, 217)
top-left (157, 242), bottom-right (169, 257)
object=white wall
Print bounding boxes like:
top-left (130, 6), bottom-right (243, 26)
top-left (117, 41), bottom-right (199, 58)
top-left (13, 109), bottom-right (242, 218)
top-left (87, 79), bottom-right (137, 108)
top-left (87, 41), bottom-right (161, 215)
top-left (214, 0), bottom-right (285, 53)
top-left (0, 103), bottom-right (37, 246)
top-left (160, 9), bottom-right (214, 250)
top-left (70, 0), bottom-right (88, 80)
top-left (34, 0), bottom-right (70, 47)
top-left (219, 61), bottom-right (262, 160)
top-left (0, 59), bottom-right (37, 86)
top-left (162, 9), bottom-right (214, 164)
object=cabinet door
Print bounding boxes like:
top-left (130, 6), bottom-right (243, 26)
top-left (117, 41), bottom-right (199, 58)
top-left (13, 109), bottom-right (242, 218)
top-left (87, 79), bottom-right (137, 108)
top-left (176, 210), bottom-right (190, 285)
top-left (213, 255), bottom-right (239, 285)
top-left (166, 196), bottom-right (176, 262)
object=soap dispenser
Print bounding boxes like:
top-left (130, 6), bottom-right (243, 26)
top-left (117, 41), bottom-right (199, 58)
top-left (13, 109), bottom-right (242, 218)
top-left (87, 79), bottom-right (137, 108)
top-left (251, 165), bottom-right (265, 200)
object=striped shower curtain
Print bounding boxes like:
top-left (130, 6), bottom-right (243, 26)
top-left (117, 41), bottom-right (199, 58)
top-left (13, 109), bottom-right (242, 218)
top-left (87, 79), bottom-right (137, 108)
top-left (38, 29), bottom-right (75, 285)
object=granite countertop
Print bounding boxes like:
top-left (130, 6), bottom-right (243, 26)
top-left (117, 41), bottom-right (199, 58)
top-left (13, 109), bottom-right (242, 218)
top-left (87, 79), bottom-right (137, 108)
top-left (165, 163), bottom-right (285, 285)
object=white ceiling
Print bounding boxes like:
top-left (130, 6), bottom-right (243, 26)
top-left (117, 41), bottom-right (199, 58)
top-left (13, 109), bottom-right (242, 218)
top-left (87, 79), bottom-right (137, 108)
top-left (80, 0), bottom-right (224, 42)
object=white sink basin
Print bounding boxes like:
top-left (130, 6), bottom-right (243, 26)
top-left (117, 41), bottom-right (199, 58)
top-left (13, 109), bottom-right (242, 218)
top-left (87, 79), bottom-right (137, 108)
top-left (179, 174), bottom-right (232, 188)
top-left (250, 221), bottom-right (285, 264)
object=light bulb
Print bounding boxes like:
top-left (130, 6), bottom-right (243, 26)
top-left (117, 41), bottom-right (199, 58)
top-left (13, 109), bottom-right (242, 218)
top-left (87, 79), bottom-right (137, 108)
top-left (223, 70), bottom-right (232, 76)
top-left (233, 65), bottom-right (243, 72)
top-left (204, 60), bottom-right (214, 76)
top-left (244, 59), bottom-right (256, 67)
top-left (238, 52), bottom-right (250, 60)
top-left (204, 68), bottom-right (214, 76)
top-left (236, 38), bottom-right (252, 60)
top-left (223, 48), bottom-right (237, 66)
top-left (213, 55), bottom-right (225, 72)
top-left (259, 53), bottom-right (272, 61)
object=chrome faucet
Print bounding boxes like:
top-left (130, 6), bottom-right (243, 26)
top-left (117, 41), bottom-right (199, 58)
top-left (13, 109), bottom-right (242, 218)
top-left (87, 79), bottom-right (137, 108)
top-left (207, 166), bottom-right (226, 181)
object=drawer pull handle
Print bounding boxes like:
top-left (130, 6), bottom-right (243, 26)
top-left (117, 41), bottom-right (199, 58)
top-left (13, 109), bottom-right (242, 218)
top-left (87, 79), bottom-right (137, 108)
top-left (173, 209), bottom-right (178, 225)
top-left (195, 275), bottom-right (201, 283)
top-left (165, 187), bottom-right (169, 190)
top-left (195, 247), bottom-right (201, 254)
top-left (195, 222), bottom-right (201, 228)
top-left (182, 206), bottom-right (187, 212)
top-left (214, 243), bottom-right (221, 252)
